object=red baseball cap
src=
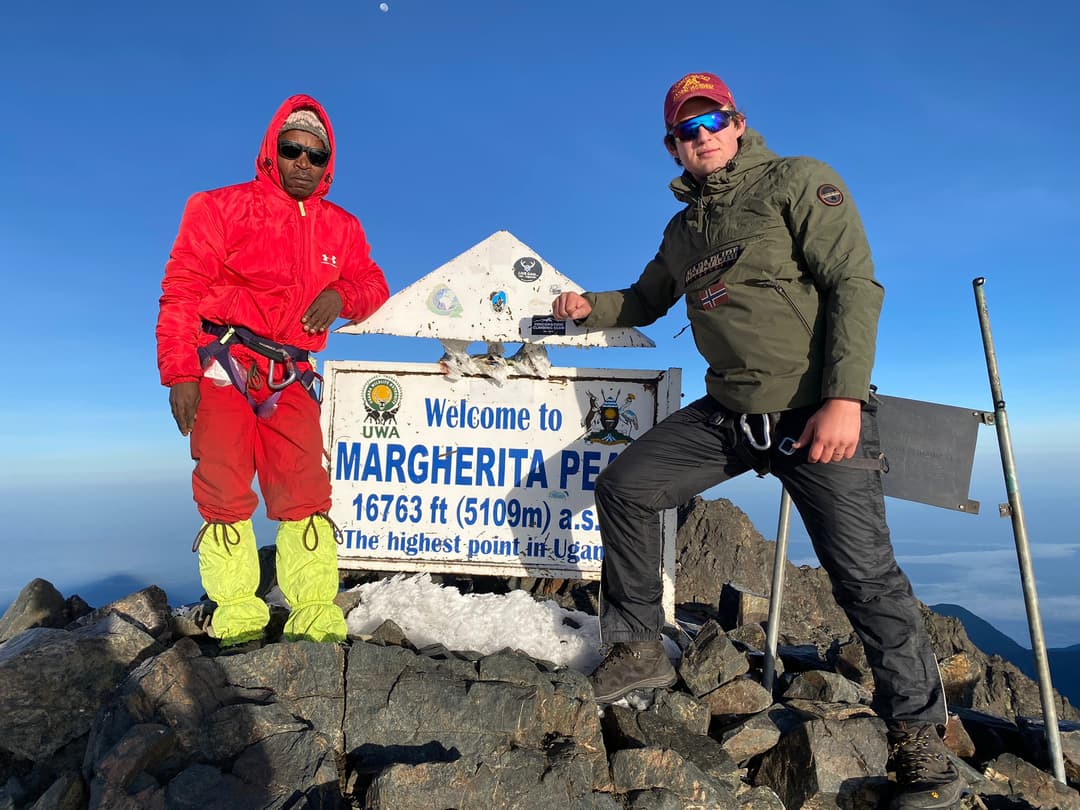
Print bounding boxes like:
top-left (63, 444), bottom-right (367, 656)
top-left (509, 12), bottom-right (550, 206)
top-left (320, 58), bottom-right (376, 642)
top-left (664, 72), bottom-right (736, 128)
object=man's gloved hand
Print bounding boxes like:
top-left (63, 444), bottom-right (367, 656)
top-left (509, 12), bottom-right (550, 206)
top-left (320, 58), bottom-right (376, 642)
top-left (170, 381), bottom-right (201, 436)
top-left (301, 288), bottom-right (344, 334)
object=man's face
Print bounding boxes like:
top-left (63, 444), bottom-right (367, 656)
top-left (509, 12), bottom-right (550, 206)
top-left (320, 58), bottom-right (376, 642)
top-left (277, 128), bottom-right (329, 200)
top-left (667, 97), bottom-right (746, 182)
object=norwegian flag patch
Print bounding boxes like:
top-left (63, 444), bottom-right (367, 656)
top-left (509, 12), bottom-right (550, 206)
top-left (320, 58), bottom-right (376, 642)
top-left (700, 281), bottom-right (729, 310)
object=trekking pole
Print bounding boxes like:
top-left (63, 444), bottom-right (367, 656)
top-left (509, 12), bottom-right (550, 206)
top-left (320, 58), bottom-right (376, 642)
top-left (762, 487), bottom-right (793, 692)
top-left (973, 277), bottom-right (1065, 783)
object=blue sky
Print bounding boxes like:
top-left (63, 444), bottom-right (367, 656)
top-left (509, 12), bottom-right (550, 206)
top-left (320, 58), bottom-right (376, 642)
top-left (2, 1), bottom-right (1078, 648)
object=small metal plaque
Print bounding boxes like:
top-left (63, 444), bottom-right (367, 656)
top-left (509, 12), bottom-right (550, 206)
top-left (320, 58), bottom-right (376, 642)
top-left (875, 394), bottom-right (988, 514)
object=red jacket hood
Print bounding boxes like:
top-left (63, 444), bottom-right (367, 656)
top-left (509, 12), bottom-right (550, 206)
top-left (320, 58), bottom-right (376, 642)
top-left (256, 94), bottom-right (336, 200)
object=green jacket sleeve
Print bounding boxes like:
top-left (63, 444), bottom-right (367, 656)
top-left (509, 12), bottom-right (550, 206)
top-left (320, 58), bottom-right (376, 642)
top-left (785, 159), bottom-right (883, 402)
top-left (577, 247), bottom-right (679, 329)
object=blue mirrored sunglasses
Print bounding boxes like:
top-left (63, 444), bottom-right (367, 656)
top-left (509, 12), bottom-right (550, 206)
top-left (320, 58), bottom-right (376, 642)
top-left (668, 110), bottom-right (732, 142)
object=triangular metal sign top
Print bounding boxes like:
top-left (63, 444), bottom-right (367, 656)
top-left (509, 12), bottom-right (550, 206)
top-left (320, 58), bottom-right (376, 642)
top-left (336, 230), bottom-right (655, 347)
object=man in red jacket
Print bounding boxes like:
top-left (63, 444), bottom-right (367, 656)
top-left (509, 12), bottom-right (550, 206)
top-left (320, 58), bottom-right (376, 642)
top-left (156, 95), bottom-right (389, 648)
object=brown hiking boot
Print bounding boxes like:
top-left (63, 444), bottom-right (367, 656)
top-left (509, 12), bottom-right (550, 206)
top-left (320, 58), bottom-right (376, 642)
top-left (888, 722), bottom-right (964, 809)
top-left (590, 641), bottom-right (678, 703)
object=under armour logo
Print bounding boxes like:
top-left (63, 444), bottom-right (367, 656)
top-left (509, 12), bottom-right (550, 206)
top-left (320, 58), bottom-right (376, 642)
top-left (321, 254), bottom-right (338, 267)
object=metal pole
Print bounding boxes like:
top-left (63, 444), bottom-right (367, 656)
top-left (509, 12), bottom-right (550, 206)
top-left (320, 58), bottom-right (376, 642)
top-left (762, 487), bottom-right (793, 692)
top-left (973, 277), bottom-right (1065, 783)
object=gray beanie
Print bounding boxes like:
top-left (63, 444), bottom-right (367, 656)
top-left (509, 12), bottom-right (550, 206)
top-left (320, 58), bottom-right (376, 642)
top-left (280, 109), bottom-right (329, 150)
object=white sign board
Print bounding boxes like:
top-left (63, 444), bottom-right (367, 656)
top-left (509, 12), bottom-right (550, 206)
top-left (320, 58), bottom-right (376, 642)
top-left (322, 361), bottom-right (682, 619)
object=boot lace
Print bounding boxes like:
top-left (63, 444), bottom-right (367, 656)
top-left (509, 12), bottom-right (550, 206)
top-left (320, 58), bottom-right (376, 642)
top-left (890, 725), bottom-right (949, 785)
top-left (301, 512), bottom-right (344, 551)
top-left (191, 521), bottom-right (241, 554)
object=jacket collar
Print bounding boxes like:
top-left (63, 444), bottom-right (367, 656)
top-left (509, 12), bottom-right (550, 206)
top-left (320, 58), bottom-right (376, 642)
top-left (669, 127), bottom-right (776, 204)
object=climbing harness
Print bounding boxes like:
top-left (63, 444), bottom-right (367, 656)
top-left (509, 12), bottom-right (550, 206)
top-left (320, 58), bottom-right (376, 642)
top-left (198, 321), bottom-right (322, 417)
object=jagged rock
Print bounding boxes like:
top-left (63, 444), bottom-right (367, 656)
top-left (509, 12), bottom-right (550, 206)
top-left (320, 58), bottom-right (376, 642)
top-left (365, 742), bottom-right (598, 810)
top-left (737, 784), bottom-right (786, 809)
top-left (1017, 716), bottom-right (1080, 787)
top-left (0, 614), bottom-right (160, 762)
top-left (702, 677), bottom-right (773, 718)
top-left (67, 585), bottom-right (172, 640)
top-left (728, 621), bottom-right (767, 652)
top-left (343, 642), bottom-right (607, 790)
top-left (946, 714), bottom-right (978, 758)
top-left (778, 643), bottom-right (829, 673)
top-left (4, 494), bottom-right (1079, 807)
top-left (940, 651), bottom-right (984, 704)
top-left (677, 619), bottom-right (749, 697)
top-left (782, 669), bottom-right (872, 704)
top-left (0, 579), bottom-right (67, 642)
top-left (609, 746), bottom-right (737, 806)
top-left (717, 708), bottom-right (785, 765)
top-left (648, 690), bottom-right (712, 737)
top-left (832, 635), bottom-right (874, 689)
top-left (785, 699), bottom-right (879, 722)
top-left (954, 707), bottom-right (1024, 764)
top-left (676, 497), bottom-right (854, 646)
top-left (368, 617), bottom-right (412, 648)
top-left (924, 610), bottom-right (1080, 723)
top-left (81, 637), bottom-right (344, 809)
top-left (754, 717), bottom-right (889, 809)
top-left (26, 771), bottom-right (86, 810)
top-left (600, 704), bottom-right (741, 791)
top-left (982, 752), bottom-right (1080, 809)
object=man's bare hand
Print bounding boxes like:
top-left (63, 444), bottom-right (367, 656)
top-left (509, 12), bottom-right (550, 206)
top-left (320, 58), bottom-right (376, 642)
top-left (169, 381), bottom-right (201, 436)
top-left (301, 288), bottom-right (344, 334)
top-left (552, 292), bottom-right (592, 321)
top-left (793, 398), bottom-right (862, 463)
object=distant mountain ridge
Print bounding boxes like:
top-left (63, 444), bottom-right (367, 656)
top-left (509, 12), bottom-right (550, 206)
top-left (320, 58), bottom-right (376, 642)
top-left (931, 603), bottom-right (1080, 706)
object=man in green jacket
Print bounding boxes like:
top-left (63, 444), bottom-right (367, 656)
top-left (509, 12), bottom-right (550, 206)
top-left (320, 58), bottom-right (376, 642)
top-left (552, 72), bottom-right (963, 810)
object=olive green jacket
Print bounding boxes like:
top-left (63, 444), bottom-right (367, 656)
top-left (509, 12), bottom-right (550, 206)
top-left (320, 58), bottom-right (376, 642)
top-left (580, 128), bottom-right (883, 414)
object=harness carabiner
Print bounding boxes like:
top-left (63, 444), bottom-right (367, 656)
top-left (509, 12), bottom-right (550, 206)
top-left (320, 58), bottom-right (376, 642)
top-left (739, 413), bottom-right (772, 451)
top-left (267, 355), bottom-right (298, 391)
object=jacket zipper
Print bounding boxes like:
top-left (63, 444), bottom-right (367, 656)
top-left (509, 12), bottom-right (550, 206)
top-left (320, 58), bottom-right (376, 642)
top-left (746, 280), bottom-right (814, 336)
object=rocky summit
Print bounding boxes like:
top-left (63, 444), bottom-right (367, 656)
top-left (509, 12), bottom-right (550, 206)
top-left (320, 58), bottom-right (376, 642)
top-left (1, 495), bottom-right (1079, 809)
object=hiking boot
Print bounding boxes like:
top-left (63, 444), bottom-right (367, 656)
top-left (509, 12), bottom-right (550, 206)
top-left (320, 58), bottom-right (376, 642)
top-left (590, 641), bottom-right (678, 703)
top-left (888, 722), bottom-right (964, 809)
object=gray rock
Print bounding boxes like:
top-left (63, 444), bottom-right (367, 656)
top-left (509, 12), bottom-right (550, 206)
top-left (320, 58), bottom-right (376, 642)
top-left (0, 614), bottom-right (159, 761)
top-left (600, 704), bottom-right (740, 792)
top-left (26, 771), bottom-right (86, 810)
top-left (737, 785), bottom-right (785, 809)
top-left (783, 669), bottom-right (871, 704)
top-left (982, 752), bottom-right (1080, 809)
top-left (344, 641), bottom-right (606, 789)
top-left (609, 746), bottom-right (737, 807)
top-left (365, 742), bottom-right (595, 810)
top-left (0, 579), bottom-right (67, 643)
top-left (785, 698), bottom-right (879, 722)
top-left (754, 717), bottom-right (889, 810)
top-left (678, 619), bottom-right (749, 698)
top-left (718, 709), bottom-right (784, 765)
top-left (703, 677), bottom-right (773, 718)
top-left (648, 689), bottom-right (711, 737)
top-left (67, 586), bottom-right (172, 639)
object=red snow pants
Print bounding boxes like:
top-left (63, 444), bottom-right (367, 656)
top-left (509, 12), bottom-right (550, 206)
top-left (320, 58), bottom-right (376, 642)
top-left (189, 353), bottom-right (330, 523)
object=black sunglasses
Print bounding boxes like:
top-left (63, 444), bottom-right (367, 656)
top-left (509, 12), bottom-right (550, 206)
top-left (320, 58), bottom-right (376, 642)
top-left (277, 139), bottom-right (331, 167)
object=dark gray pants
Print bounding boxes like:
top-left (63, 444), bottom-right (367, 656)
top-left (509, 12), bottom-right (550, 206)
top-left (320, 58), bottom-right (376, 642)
top-left (594, 395), bottom-right (947, 725)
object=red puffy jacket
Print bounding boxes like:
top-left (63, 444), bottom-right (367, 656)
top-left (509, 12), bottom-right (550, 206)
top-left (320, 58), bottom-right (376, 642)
top-left (156, 94), bottom-right (390, 386)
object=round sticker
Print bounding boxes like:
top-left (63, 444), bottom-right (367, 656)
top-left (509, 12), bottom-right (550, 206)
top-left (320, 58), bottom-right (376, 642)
top-left (817, 184), bottom-right (844, 206)
top-left (513, 257), bottom-right (543, 282)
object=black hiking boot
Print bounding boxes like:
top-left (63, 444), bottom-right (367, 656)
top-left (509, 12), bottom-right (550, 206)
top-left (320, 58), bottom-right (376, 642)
top-left (590, 641), bottom-right (678, 703)
top-left (888, 722), bottom-right (964, 809)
